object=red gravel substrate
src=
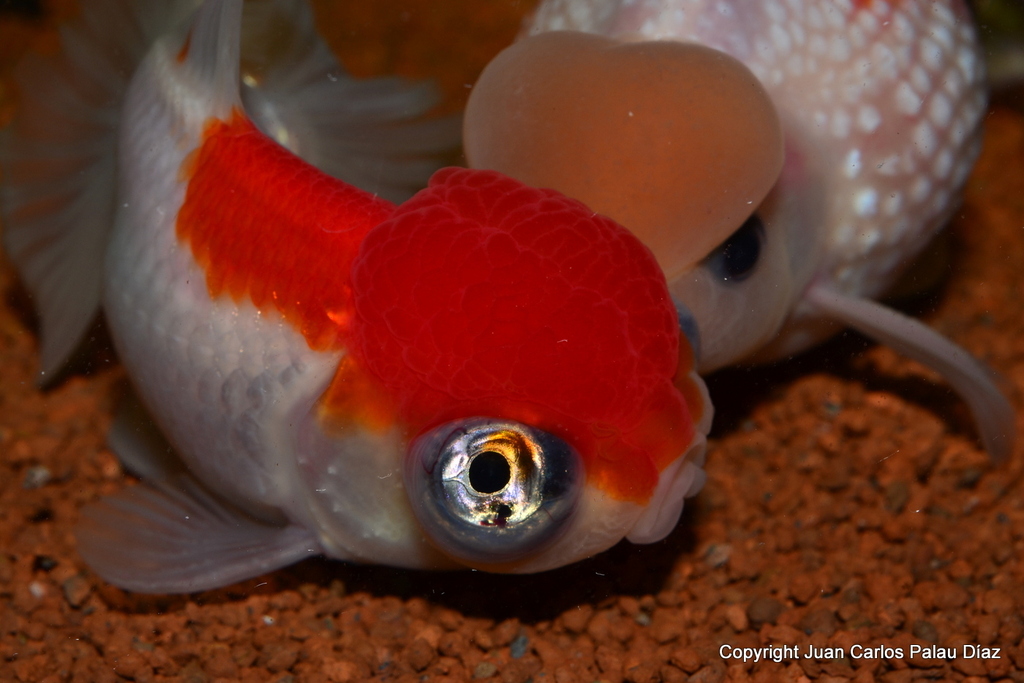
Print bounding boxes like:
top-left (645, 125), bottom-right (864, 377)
top-left (2, 2), bottom-right (1024, 682)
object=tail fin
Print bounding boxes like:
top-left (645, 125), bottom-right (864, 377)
top-left (0, 0), bottom-right (196, 380)
top-left (806, 284), bottom-right (1015, 462)
top-left (1, 0), bottom-right (459, 379)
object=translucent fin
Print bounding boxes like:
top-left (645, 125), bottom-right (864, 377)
top-left (108, 387), bottom-right (190, 482)
top-left (76, 475), bottom-right (320, 594)
top-left (79, 388), bottom-right (321, 593)
top-left (0, 0), bottom-right (196, 380)
top-left (239, 0), bottom-right (461, 202)
top-left (806, 284), bottom-right (1016, 462)
top-left (1, 0), bottom-right (457, 379)
top-left (181, 0), bottom-right (244, 118)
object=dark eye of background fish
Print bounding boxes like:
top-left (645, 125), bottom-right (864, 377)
top-left (706, 213), bottom-right (764, 283)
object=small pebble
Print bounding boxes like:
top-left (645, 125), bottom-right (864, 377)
top-left (406, 637), bottom-right (436, 672)
top-left (474, 661), bottom-right (498, 679)
top-left (705, 544), bottom-right (732, 568)
top-left (798, 608), bottom-right (840, 636)
top-left (670, 648), bottom-right (703, 674)
top-left (21, 465), bottom-right (51, 489)
top-left (509, 633), bottom-right (529, 659)
top-left (747, 596), bottom-right (784, 627)
top-left (561, 605), bottom-right (592, 633)
top-left (912, 619), bottom-right (939, 643)
top-left (884, 481), bottom-right (910, 513)
top-left (62, 575), bottom-right (92, 608)
top-left (723, 603), bottom-right (748, 632)
top-left (957, 467), bottom-right (983, 489)
top-left (32, 555), bottom-right (57, 572)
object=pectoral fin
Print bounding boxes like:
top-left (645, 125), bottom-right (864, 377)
top-left (76, 472), bottom-right (320, 594)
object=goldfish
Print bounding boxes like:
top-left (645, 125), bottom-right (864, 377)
top-left (0, 0), bottom-right (710, 592)
top-left (465, 0), bottom-right (1016, 459)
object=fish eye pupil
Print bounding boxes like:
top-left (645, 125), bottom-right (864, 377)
top-left (469, 450), bottom-right (512, 494)
top-left (708, 213), bottom-right (764, 282)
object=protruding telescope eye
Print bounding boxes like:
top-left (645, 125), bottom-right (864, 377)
top-left (705, 213), bottom-right (765, 283)
top-left (405, 418), bottom-right (582, 565)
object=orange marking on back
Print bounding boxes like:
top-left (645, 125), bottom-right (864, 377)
top-left (176, 110), bottom-right (396, 351)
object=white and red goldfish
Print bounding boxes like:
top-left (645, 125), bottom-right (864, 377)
top-left (0, 0), bottom-right (710, 591)
top-left (465, 0), bottom-right (1015, 459)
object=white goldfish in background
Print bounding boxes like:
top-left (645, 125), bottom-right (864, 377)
top-left (0, 0), bottom-right (711, 592)
top-left (465, 0), bottom-right (1016, 459)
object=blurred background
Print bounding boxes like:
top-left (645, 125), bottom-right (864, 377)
top-left (0, 0), bottom-right (542, 131)
top-left (2, 0), bottom-right (1024, 139)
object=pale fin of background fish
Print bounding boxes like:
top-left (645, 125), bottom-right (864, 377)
top-left (806, 285), bottom-right (1016, 462)
top-left (76, 474), bottom-right (320, 594)
top-left (239, 0), bottom-right (462, 203)
top-left (0, 0), bottom-right (458, 380)
top-left (186, 0), bottom-right (245, 118)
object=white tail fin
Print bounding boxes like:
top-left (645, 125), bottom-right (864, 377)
top-left (1, 0), bottom-right (459, 378)
top-left (0, 0), bottom-right (197, 380)
top-left (806, 284), bottom-right (1015, 462)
